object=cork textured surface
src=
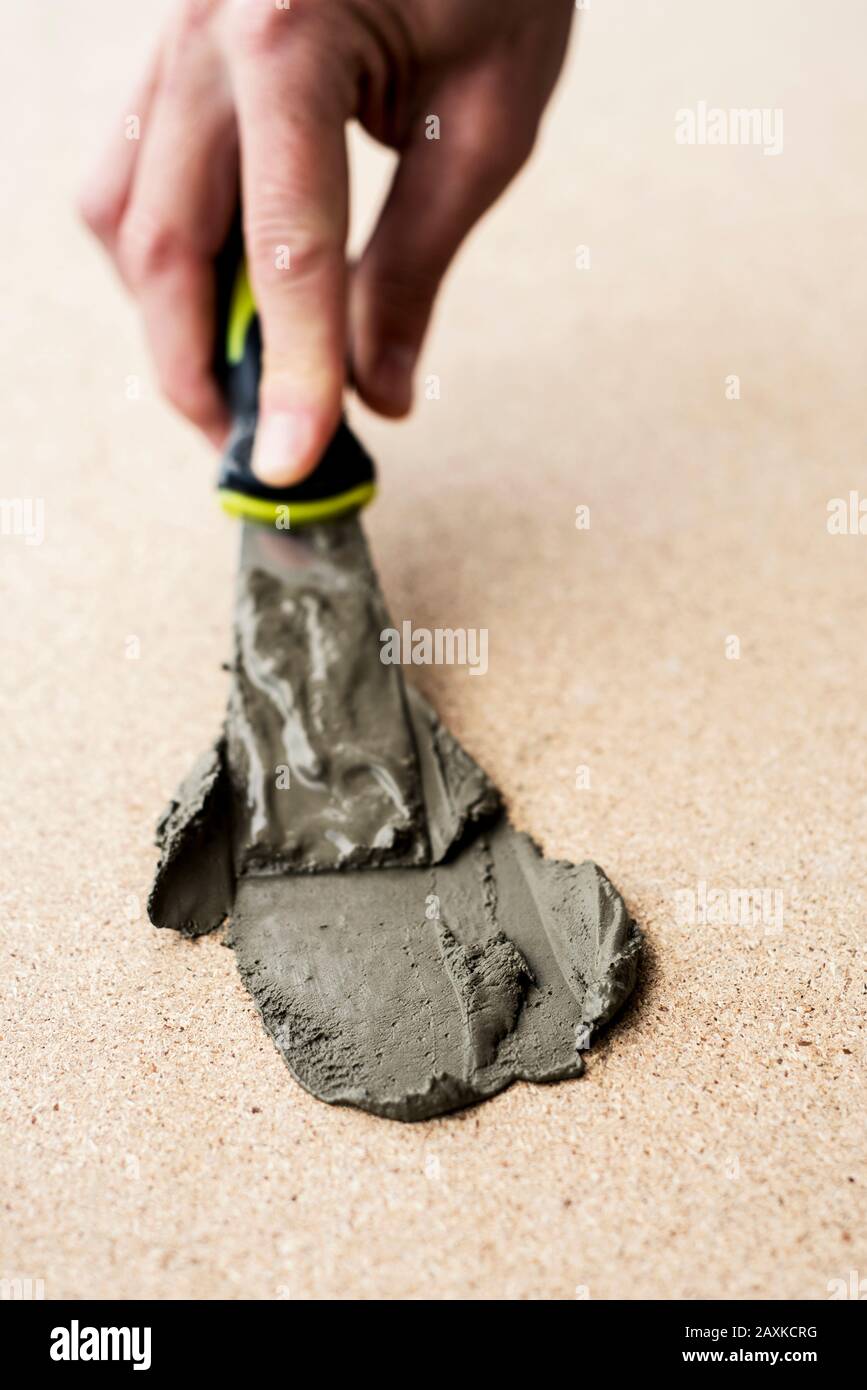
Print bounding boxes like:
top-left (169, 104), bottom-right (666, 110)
top-left (1, 0), bottom-right (864, 1299)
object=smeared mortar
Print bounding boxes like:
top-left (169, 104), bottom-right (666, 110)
top-left (148, 518), bottom-right (641, 1120)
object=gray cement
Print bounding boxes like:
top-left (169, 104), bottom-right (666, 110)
top-left (148, 518), bottom-right (641, 1120)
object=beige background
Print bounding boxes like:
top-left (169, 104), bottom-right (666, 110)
top-left (2, 0), bottom-right (865, 1300)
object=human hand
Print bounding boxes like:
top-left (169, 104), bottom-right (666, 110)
top-left (80, 0), bottom-right (574, 484)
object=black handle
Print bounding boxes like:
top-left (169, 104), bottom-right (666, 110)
top-left (214, 224), bottom-right (375, 527)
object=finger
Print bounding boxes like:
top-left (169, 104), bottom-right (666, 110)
top-left (117, 20), bottom-right (238, 444)
top-left (350, 95), bottom-right (535, 416)
top-left (78, 44), bottom-right (163, 261)
top-left (227, 3), bottom-right (353, 485)
top-left (126, 253), bottom-right (232, 449)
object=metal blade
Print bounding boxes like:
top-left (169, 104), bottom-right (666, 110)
top-left (238, 514), bottom-right (367, 582)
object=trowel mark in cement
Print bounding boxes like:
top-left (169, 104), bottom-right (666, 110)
top-left (436, 925), bottom-right (533, 1072)
top-left (148, 517), bottom-right (642, 1121)
top-left (226, 819), bottom-right (639, 1120)
top-left (435, 839), bottom-right (533, 1071)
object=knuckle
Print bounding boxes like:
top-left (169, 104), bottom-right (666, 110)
top-left (449, 89), bottom-right (538, 188)
top-left (282, 229), bottom-right (339, 284)
top-left (78, 186), bottom-right (123, 242)
top-left (459, 124), bottom-right (532, 188)
top-left (228, 0), bottom-right (290, 57)
top-left (175, 0), bottom-right (222, 38)
top-left (118, 216), bottom-right (185, 286)
top-left (246, 213), bottom-right (339, 287)
top-left (163, 0), bottom-right (223, 91)
top-left (165, 0), bottom-right (219, 76)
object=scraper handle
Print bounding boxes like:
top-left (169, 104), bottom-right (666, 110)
top-left (213, 224), bottom-right (376, 528)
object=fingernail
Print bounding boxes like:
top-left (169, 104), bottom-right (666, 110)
top-left (251, 410), bottom-right (316, 486)
top-left (371, 345), bottom-right (415, 413)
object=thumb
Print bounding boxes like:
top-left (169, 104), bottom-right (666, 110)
top-left (228, 8), bottom-right (351, 485)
